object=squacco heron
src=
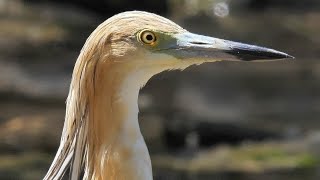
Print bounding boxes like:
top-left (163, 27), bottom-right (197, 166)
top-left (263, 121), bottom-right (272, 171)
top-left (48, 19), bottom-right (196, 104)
top-left (44, 11), bottom-right (293, 180)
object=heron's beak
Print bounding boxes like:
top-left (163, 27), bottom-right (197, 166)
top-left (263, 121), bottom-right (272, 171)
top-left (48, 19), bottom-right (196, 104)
top-left (169, 32), bottom-right (294, 61)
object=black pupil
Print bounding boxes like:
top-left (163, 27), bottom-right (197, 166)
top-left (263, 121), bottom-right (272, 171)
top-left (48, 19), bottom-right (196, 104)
top-left (146, 34), bottom-right (154, 41)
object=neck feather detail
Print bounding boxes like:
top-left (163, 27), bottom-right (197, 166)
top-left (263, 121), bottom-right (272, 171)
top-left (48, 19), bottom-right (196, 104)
top-left (44, 48), bottom-right (159, 180)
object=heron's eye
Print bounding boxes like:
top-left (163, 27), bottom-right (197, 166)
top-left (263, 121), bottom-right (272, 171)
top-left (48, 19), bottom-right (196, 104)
top-left (139, 30), bottom-right (157, 45)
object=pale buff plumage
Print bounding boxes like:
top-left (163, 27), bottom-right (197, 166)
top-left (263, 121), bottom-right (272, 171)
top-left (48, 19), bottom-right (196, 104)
top-left (44, 10), bottom-right (292, 180)
top-left (44, 11), bottom-right (188, 180)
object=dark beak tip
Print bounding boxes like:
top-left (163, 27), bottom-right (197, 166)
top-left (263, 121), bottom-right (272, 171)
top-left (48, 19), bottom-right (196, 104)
top-left (266, 51), bottom-right (295, 60)
top-left (225, 41), bottom-right (295, 61)
top-left (272, 50), bottom-right (294, 60)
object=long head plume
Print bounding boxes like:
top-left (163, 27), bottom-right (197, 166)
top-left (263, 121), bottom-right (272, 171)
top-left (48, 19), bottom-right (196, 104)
top-left (44, 11), bottom-right (292, 180)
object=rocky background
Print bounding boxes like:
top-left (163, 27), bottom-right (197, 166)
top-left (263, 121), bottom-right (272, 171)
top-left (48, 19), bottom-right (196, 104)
top-left (0, 0), bottom-right (320, 179)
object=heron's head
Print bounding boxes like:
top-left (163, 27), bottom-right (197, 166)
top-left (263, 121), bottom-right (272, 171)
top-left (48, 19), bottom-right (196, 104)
top-left (83, 11), bottom-right (293, 84)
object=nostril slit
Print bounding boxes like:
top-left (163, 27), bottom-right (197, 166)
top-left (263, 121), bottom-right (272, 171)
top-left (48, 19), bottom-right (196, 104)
top-left (191, 41), bottom-right (209, 45)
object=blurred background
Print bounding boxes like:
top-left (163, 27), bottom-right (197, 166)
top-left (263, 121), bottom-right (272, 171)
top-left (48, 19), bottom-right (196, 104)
top-left (0, 0), bottom-right (320, 179)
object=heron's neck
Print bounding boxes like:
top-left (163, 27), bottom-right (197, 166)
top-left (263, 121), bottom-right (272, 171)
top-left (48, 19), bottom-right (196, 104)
top-left (85, 63), bottom-right (154, 180)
